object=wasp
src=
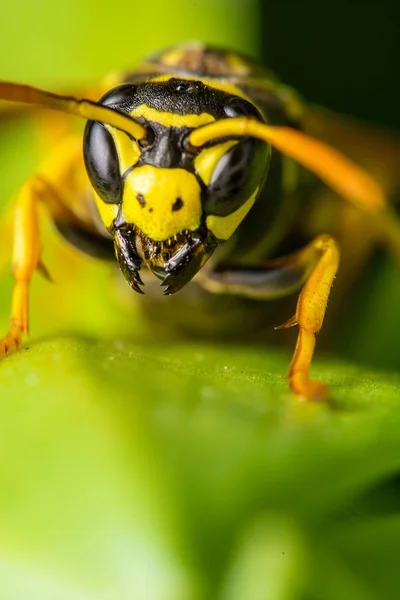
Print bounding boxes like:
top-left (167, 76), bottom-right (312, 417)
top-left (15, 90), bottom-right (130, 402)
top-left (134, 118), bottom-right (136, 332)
top-left (0, 42), bottom-right (398, 401)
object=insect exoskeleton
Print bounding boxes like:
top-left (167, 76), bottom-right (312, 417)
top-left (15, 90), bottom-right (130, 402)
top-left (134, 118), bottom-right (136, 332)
top-left (83, 78), bottom-right (270, 294)
top-left (0, 42), bottom-right (397, 401)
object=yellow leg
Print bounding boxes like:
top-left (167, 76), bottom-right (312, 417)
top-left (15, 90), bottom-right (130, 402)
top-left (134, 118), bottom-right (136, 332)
top-left (278, 234), bottom-right (340, 400)
top-left (0, 131), bottom-right (103, 355)
top-left (199, 234), bottom-right (340, 400)
top-left (0, 177), bottom-right (47, 354)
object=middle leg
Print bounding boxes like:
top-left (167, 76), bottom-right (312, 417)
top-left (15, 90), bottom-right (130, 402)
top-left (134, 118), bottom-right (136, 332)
top-left (198, 234), bottom-right (340, 401)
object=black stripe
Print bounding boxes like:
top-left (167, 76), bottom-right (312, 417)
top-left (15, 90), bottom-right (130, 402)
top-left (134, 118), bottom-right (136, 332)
top-left (99, 79), bottom-right (243, 119)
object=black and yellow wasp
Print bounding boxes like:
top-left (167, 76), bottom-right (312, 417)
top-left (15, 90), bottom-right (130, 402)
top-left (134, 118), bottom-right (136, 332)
top-left (0, 42), bottom-right (399, 400)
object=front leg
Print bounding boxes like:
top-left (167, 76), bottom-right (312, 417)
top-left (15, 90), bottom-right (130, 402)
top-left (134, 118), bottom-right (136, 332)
top-left (0, 176), bottom-right (45, 353)
top-left (1, 133), bottom-right (110, 355)
top-left (199, 234), bottom-right (340, 401)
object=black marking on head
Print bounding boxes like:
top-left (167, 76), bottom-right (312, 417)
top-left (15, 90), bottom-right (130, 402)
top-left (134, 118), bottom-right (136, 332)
top-left (172, 197), bottom-right (184, 212)
top-left (98, 79), bottom-right (264, 121)
top-left (95, 79), bottom-right (265, 174)
top-left (137, 122), bottom-right (187, 169)
top-left (136, 193), bottom-right (146, 207)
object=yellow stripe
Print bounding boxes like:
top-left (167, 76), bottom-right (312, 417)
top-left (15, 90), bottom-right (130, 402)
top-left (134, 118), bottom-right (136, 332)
top-left (206, 188), bottom-right (258, 241)
top-left (195, 140), bottom-right (237, 185)
top-left (94, 192), bottom-right (119, 229)
top-left (130, 104), bottom-right (215, 128)
top-left (105, 125), bottom-right (140, 176)
top-left (149, 74), bottom-right (252, 102)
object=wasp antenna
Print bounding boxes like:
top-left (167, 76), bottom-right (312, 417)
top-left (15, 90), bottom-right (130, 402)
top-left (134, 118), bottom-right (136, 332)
top-left (0, 81), bottom-right (148, 141)
top-left (189, 116), bottom-right (385, 213)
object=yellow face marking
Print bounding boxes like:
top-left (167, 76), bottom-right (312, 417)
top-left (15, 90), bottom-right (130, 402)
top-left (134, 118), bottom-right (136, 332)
top-left (195, 140), bottom-right (238, 185)
top-left (123, 165), bottom-right (202, 241)
top-left (206, 188), bottom-right (259, 241)
top-left (130, 104), bottom-right (215, 129)
top-left (94, 192), bottom-right (119, 229)
top-left (149, 74), bottom-right (252, 102)
top-left (105, 125), bottom-right (141, 175)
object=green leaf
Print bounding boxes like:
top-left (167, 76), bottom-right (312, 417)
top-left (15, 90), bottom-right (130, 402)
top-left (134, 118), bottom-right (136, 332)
top-left (0, 338), bottom-right (400, 598)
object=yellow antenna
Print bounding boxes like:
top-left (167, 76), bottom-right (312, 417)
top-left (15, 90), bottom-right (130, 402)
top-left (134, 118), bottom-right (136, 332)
top-left (189, 117), bottom-right (385, 211)
top-left (0, 81), bottom-right (148, 141)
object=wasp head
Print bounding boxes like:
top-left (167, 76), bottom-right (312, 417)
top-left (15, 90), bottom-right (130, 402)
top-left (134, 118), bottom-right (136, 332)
top-left (83, 78), bottom-right (270, 294)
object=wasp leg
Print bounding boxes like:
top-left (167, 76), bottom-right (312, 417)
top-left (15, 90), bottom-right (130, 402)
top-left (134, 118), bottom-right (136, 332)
top-left (199, 234), bottom-right (340, 401)
top-left (0, 176), bottom-right (48, 354)
top-left (0, 130), bottom-right (114, 355)
top-left (281, 235), bottom-right (340, 401)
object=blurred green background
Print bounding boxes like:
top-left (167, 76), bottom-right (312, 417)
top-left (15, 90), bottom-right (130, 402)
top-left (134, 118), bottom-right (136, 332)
top-left (0, 1), bottom-right (400, 599)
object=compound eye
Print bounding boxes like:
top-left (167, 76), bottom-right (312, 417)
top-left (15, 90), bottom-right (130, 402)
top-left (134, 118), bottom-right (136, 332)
top-left (224, 96), bottom-right (263, 119)
top-left (204, 139), bottom-right (269, 216)
top-left (84, 121), bottom-right (123, 205)
top-left (99, 84), bottom-right (138, 110)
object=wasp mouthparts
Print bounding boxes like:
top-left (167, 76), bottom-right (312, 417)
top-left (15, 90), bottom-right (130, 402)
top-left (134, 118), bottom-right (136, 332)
top-left (114, 228), bottom-right (144, 294)
top-left (114, 224), bottom-right (218, 295)
top-left (143, 228), bottom-right (218, 295)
